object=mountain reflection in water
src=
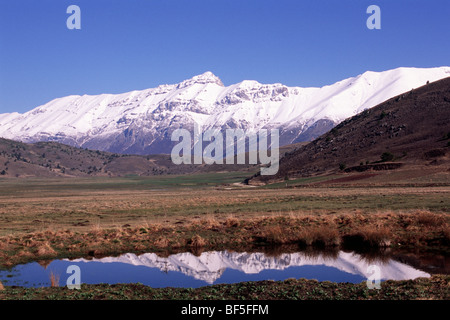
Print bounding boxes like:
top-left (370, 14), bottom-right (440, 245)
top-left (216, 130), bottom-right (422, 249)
top-left (0, 250), bottom-right (433, 288)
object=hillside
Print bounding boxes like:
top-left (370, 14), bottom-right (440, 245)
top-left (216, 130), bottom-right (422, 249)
top-left (249, 77), bottom-right (450, 184)
top-left (0, 138), bottom-right (261, 178)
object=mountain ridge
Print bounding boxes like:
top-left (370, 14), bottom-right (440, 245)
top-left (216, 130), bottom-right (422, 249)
top-left (68, 250), bottom-right (430, 285)
top-left (1, 67), bottom-right (449, 155)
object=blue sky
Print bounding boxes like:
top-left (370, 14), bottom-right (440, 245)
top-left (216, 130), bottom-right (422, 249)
top-left (0, 0), bottom-right (449, 113)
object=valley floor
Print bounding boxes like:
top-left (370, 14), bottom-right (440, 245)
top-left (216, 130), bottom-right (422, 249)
top-left (0, 171), bottom-right (449, 300)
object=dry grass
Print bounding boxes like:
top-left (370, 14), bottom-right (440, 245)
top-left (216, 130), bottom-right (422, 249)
top-left (1, 179), bottom-right (448, 238)
top-left (305, 225), bottom-right (341, 247)
top-left (154, 237), bottom-right (170, 248)
top-left (0, 209), bottom-right (448, 268)
top-left (258, 225), bottom-right (286, 244)
top-left (36, 242), bottom-right (57, 257)
top-left (188, 234), bottom-right (207, 248)
top-left (253, 211), bottom-right (449, 248)
top-left (443, 226), bottom-right (450, 243)
top-left (147, 222), bottom-right (165, 233)
top-left (344, 225), bottom-right (392, 247)
top-left (138, 218), bottom-right (150, 229)
top-left (415, 210), bottom-right (445, 226)
top-left (16, 250), bottom-right (34, 259)
top-left (49, 271), bottom-right (60, 287)
top-left (0, 236), bottom-right (9, 249)
top-left (197, 216), bottom-right (222, 230)
top-left (255, 218), bottom-right (341, 247)
top-left (224, 215), bottom-right (240, 228)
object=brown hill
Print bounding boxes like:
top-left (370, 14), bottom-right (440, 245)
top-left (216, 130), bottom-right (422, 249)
top-left (0, 139), bottom-right (168, 178)
top-left (249, 77), bottom-right (450, 184)
top-left (0, 138), bottom-right (257, 178)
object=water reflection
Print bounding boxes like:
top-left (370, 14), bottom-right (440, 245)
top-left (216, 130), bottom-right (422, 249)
top-left (0, 249), bottom-right (433, 288)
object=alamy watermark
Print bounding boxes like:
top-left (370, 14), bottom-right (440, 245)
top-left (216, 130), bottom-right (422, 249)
top-left (67, 5), bottom-right (81, 30)
top-left (366, 265), bottom-right (381, 289)
top-left (367, 5), bottom-right (381, 30)
top-left (65, 5), bottom-right (380, 31)
top-left (66, 265), bottom-right (81, 290)
top-left (171, 124), bottom-right (279, 175)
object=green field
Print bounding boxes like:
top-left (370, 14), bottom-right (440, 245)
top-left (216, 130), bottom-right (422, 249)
top-left (0, 172), bottom-right (449, 236)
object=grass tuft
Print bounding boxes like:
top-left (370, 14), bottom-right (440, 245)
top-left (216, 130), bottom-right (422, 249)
top-left (49, 271), bottom-right (60, 287)
top-left (36, 242), bottom-right (57, 257)
top-left (224, 215), bottom-right (240, 228)
top-left (344, 226), bottom-right (391, 247)
top-left (154, 237), bottom-right (170, 248)
top-left (415, 211), bottom-right (444, 226)
top-left (188, 234), bottom-right (207, 248)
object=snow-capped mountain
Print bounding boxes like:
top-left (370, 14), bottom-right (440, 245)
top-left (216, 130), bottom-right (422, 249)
top-left (67, 250), bottom-right (430, 284)
top-left (1, 67), bottom-right (449, 155)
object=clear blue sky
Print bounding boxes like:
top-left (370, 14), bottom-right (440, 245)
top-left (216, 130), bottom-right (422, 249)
top-left (0, 0), bottom-right (449, 113)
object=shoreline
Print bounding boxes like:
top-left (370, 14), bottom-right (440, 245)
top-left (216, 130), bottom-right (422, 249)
top-left (1, 275), bottom-right (448, 300)
top-left (1, 211), bottom-right (448, 269)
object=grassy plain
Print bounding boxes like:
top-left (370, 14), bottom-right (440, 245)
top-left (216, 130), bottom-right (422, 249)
top-left (0, 171), bottom-right (449, 300)
top-left (0, 172), bottom-right (448, 237)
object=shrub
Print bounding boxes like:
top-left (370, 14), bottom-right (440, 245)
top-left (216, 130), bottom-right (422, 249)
top-left (309, 226), bottom-right (340, 247)
top-left (189, 234), bottom-right (206, 248)
top-left (258, 225), bottom-right (287, 244)
top-left (343, 226), bottom-right (391, 247)
top-left (380, 152), bottom-right (394, 162)
top-left (415, 211), bottom-right (444, 227)
top-left (331, 127), bottom-right (338, 136)
top-left (224, 216), bottom-right (240, 228)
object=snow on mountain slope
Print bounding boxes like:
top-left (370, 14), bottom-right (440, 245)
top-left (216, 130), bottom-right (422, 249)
top-left (68, 250), bottom-right (430, 284)
top-left (0, 67), bottom-right (449, 155)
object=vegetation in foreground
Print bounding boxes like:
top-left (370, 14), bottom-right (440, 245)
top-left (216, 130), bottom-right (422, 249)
top-left (0, 174), bottom-right (448, 237)
top-left (0, 275), bottom-right (448, 300)
top-left (0, 174), bottom-right (448, 300)
top-left (0, 210), bottom-right (448, 269)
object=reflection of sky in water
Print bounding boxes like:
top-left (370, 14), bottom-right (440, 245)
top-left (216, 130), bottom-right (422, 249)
top-left (213, 265), bottom-right (365, 285)
top-left (0, 251), bottom-right (428, 288)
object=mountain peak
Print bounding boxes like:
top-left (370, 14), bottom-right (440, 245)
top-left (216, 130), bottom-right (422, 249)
top-left (1, 67), bottom-right (449, 156)
top-left (198, 71), bottom-right (219, 79)
top-left (177, 71), bottom-right (224, 89)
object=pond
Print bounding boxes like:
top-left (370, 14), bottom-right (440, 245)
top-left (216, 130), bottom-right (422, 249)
top-left (0, 249), bottom-right (441, 288)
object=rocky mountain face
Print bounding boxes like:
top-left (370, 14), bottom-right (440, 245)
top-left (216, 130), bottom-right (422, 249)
top-left (1, 67), bottom-right (449, 155)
